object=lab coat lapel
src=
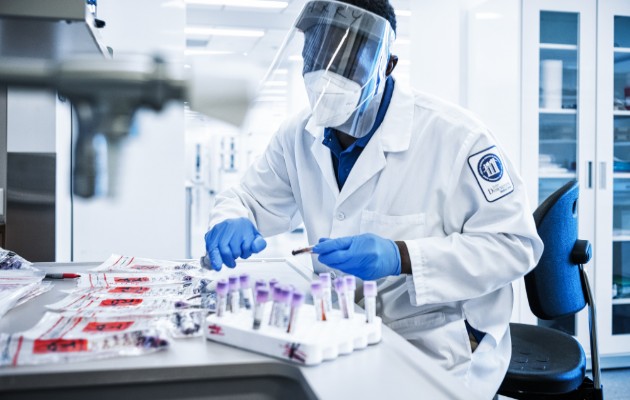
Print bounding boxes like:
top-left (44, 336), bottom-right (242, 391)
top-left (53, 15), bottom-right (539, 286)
top-left (307, 122), bottom-right (340, 197)
top-left (336, 137), bottom-right (386, 206)
top-left (335, 83), bottom-right (414, 206)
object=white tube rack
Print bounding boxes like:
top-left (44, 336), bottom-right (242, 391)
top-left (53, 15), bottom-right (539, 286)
top-left (205, 304), bottom-right (382, 366)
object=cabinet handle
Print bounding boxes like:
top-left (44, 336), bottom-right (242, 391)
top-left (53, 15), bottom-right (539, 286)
top-left (587, 161), bottom-right (593, 189)
top-left (599, 162), bottom-right (606, 190)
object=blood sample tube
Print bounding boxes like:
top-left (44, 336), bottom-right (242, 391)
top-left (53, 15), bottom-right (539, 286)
top-left (287, 291), bottom-right (304, 333)
top-left (239, 274), bottom-right (254, 310)
top-left (311, 281), bottom-right (326, 321)
top-left (363, 281), bottom-right (377, 324)
top-left (253, 287), bottom-right (269, 330)
top-left (228, 275), bottom-right (240, 313)
top-left (215, 279), bottom-right (228, 317)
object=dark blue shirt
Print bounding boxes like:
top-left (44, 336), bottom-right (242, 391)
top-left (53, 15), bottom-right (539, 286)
top-left (322, 76), bottom-right (395, 189)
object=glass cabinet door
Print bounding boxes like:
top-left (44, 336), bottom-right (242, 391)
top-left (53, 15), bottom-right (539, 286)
top-left (522, 0), bottom-right (596, 346)
top-left (598, 0), bottom-right (630, 355)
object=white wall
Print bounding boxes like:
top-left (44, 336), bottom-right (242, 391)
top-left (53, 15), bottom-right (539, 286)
top-left (72, 0), bottom-right (187, 261)
top-left (409, 0), bottom-right (521, 166)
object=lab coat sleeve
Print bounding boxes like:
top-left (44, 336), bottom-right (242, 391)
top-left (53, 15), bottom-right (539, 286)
top-left (209, 127), bottom-right (301, 237)
top-left (406, 131), bottom-right (544, 306)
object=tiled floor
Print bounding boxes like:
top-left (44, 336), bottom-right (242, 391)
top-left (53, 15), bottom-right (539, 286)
top-left (598, 368), bottom-right (630, 400)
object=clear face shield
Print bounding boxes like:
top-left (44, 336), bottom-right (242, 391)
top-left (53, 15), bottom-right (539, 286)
top-left (262, 0), bottom-right (395, 138)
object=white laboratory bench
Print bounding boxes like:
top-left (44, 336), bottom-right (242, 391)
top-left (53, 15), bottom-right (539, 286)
top-left (0, 260), bottom-right (472, 399)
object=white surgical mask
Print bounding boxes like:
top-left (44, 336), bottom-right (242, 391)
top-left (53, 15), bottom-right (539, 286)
top-left (304, 70), bottom-right (362, 128)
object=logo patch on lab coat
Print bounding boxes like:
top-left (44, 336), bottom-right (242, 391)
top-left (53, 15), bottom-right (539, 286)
top-left (468, 146), bottom-right (514, 202)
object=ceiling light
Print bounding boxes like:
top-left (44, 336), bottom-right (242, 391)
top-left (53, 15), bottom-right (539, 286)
top-left (185, 27), bottom-right (265, 37)
top-left (185, 0), bottom-right (288, 9)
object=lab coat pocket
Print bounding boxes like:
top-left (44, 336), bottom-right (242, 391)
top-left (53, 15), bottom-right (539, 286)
top-left (360, 211), bottom-right (426, 240)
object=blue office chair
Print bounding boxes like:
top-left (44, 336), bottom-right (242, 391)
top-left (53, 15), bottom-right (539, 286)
top-left (498, 180), bottom-right (604, 399)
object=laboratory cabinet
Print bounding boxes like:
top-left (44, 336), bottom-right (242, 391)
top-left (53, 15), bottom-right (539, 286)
top-left (521, 0), bottom-right (630, 365)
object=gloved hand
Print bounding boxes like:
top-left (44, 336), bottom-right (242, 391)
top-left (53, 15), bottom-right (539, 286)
top-left (312, 233), bottom-right (401, 281)
top-left (201, 218), bottom-right (267, 271)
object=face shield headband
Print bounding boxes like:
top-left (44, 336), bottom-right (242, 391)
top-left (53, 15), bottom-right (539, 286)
top-left (261, 0), bottom-right (395, 138)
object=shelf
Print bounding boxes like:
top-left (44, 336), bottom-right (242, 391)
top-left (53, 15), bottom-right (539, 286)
top-left (613, 231), bottom-right (630, 241)
top-left (612, 298), bottom-right (630, 305)
top-left (0, 0), bottom-right (109, 60)
top-left (614, 111), bottom-right (630, 117)
top-left (614, 172), bottom-right (630, 179)
top-left (539, 172), bottom-right (576, 179)
top-left (540, 43), bottom-right (578, 51)
top-left (615, 47), bottom-right (630, 54)
top-left (539, 139), bottom-right (577, 144)
top-left (540, 108), bottom-right (578, 115)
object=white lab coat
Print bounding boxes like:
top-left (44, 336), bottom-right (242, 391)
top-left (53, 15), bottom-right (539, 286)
top-left (209, 83), bottom-right (544, 399)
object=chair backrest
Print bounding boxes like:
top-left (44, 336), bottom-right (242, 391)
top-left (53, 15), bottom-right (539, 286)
top-left (525, 180), bottom-right (587, 320)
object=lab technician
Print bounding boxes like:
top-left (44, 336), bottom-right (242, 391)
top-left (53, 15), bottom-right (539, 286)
top-left (201, 0), bottom-right (543, 397)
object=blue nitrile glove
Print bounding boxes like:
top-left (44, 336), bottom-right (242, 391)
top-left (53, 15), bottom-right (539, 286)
top-left (312, 233), bottom-right (401, 281)
top-left (200, 218), bottom-right (267, 271)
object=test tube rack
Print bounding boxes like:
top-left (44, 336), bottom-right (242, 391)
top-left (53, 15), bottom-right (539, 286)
top-left (205, 304), bottom-right (382, 366)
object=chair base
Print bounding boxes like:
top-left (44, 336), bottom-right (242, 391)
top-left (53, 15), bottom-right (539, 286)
top-left (499, 377), bottom-right (603, 400)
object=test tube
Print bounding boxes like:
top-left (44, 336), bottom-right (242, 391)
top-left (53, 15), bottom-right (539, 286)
top-left (269, 285), bottom-right (282, 325)
top-left (269, 278), bottom-right (278, 292)
top-left (319, 273), bottom-right (333, 315)
top-left (255, 279), bottom-right (267, 291)
top-left (253, 287), bottom-right (269, 330)
top-left (287, 291), bottom-right (304, 333)
top-left (311, 281), bottom-right (326, 321)
top-left (363, 281), bottom-right (377, 324)
top-left (228, 276), bottom-right (240, 313)
top-left (239, 274), bottom-right (254, 310)
top-left (344, 275), bottom-right (356, 319)
top-left (215, 279), bottom-right (228, 317)
top-left (278, 286), bottom-right (292, 328)
top-left (334, 278), bottom-right (349, 318)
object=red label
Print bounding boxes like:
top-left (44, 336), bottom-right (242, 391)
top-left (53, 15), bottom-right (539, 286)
top-left (33, 339), bottom-right (88, 354)
top-left (108, 286), bottom-right (150, 294)
top-left (99, 298), bottom-right (143, 307)
top-left (130, 265), bottom-right (160, 270)
top-left (83, 321), bottom-right (134, 332)
top-left (113, 277), bottom-right (149, 283)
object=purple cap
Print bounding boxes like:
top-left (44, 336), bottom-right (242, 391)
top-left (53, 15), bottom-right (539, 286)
top-left (333, 277), bottom-right (346, 293)
top-left (278, 286), bottom-right (292, 304)
top-left (255, 279), bottom-right (267, 290)
top-left (310, 281), bottom-right (323, 297)
top-left (216, 279), bottom-right (228, 296)
top-left (344, 275), bottom-right (356, 291)
top-left (255, 287), bottom-right (269, 303)
top-left (363, 281), bottom-right (377, 297)
top-left (269, 278), bottom-right (278, 291)
top-left (239, 274), bottom-right (250, 289)
top-left (228, 275), bottom-right (240, 291)
top-left (292, 291), bottom-right (304, 307)
top-left (272, 285), bottom-right (282, 301)
top-left (319, 273), bottom-right (331, 288)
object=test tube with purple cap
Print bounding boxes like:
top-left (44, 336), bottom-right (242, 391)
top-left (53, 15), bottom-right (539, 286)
top-left (363, 281), bottom-right (377, 323)
top-left (319, 273), bottom-right (332, 315)
top-left (239, 273), bottom-right (254, 310)
top-left (228, 276), bottom-right (240, 313)
top-left (334, 278), bottom-right (349, 318)
top-left (344, 275), bottom-right (356, 318)
top-left (279, 286), bottom-right (292, 328)
top-left (269, 285), bottom-right (282, 325)
top-left (253, 287), bottom-right (269, 330)
top-left (287, 291), bottom-right (304, 333)
top-left (215, 279), bottom-right (228, 317)
top-left (311, 281), bottom-right (326, 321)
